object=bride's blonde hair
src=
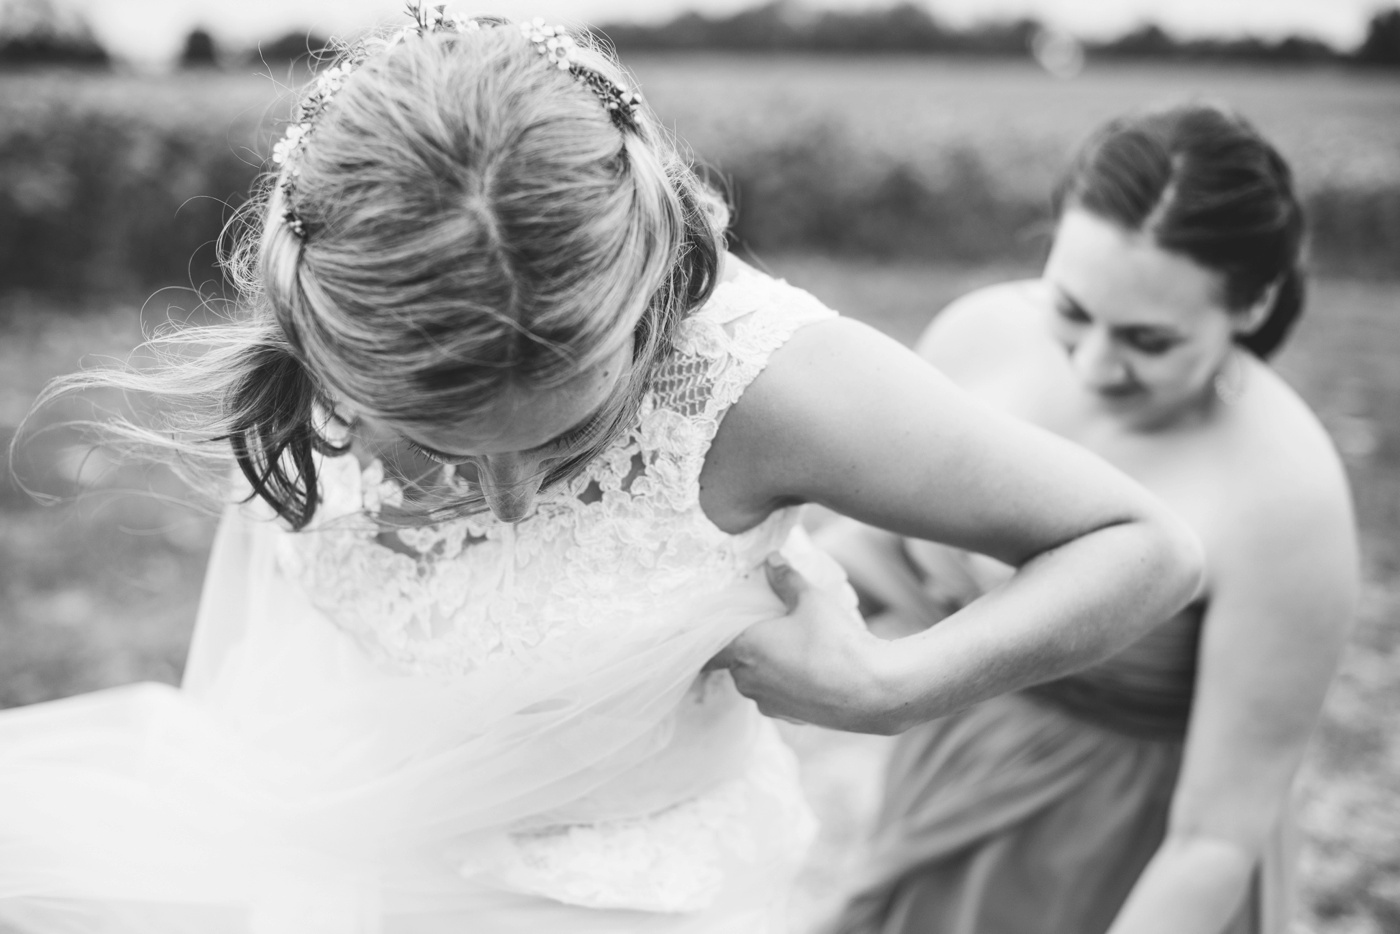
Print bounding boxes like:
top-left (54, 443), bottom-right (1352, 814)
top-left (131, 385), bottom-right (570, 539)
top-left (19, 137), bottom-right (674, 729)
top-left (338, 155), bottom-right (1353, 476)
top-left (25, 16), bottom-right (727, 529)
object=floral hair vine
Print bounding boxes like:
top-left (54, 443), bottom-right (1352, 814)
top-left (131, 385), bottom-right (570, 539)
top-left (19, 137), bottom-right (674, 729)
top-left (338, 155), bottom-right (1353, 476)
top-left (272, 3), bottom-right (644, 240)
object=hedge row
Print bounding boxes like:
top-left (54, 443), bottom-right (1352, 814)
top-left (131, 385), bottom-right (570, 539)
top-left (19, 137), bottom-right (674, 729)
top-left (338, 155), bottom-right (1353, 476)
top-left (1, 76), bottom-right (1395, 305)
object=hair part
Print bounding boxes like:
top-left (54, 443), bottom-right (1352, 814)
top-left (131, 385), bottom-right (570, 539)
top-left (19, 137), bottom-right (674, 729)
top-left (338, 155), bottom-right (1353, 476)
top-left (1052, 101), bottom-right (1307, 360)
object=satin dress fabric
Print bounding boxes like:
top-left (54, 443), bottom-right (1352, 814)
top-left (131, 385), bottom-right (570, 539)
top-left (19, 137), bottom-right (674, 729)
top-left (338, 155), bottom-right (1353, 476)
top-left (824, 544), bottom-right (1296, 934)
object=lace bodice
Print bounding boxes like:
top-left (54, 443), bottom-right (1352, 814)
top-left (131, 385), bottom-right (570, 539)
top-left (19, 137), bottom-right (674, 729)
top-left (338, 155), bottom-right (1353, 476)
top-left (276, 265), bottom-right (836, 682)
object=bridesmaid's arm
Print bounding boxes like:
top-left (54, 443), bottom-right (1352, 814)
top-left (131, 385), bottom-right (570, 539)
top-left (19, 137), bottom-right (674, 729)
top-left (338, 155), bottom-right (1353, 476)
top-left (1105, 464), bottom-right (1357, 934)
top-left (705, 318), bottom-right (1204, 734)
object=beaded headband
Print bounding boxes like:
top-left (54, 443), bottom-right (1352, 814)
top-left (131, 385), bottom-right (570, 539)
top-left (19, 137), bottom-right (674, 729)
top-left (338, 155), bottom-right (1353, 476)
top-left (272, 4), bottom-right (643, 239)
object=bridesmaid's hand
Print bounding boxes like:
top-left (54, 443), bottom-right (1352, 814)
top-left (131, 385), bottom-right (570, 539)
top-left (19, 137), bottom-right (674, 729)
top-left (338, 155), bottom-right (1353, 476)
top-left (714, 553), bottom-right (897, 734)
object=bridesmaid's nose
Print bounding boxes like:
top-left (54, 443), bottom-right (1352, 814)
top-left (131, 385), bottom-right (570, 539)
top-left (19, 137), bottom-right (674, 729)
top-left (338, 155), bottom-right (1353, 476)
top-left (1070, 328), bottom-right (1129, 391)
top-left (476, 454), bottom-right (547, 523)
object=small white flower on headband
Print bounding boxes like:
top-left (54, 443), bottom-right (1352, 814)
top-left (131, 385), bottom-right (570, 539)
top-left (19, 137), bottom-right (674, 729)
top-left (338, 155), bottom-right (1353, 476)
top-left (271, 123), bottom-right (305, 168)
top-left (522, 20), bottom-right (576, 69)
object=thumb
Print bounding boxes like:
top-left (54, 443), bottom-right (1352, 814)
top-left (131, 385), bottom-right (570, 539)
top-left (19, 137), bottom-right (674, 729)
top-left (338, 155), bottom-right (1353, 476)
top-left (764, 552), bottom-right (809, 612)
top-left (702, 644), bottom-right (734, 672)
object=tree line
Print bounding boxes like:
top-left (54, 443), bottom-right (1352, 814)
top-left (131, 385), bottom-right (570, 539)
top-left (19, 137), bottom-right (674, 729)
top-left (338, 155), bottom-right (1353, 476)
top-left (0, 0), bottom-right (337, 69)
top-left (599, 2), bottom-right (1400, 66)
top-left (3, 0), bottom-right (1399, 69)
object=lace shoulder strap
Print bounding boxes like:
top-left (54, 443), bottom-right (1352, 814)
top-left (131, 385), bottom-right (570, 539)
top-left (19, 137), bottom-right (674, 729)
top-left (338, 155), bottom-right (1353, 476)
top-left (650, 264), bottom-right (837, 427)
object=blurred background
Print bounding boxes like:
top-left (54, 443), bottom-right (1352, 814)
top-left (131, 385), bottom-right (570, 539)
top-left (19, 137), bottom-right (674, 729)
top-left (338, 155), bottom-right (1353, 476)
top-left (1, 0), bottom-right (1397, 930)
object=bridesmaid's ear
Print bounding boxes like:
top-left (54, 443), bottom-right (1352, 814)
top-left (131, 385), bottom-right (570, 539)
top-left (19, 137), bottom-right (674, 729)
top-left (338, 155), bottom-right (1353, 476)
top-left (1231, 278), bottom-right (1280, 338)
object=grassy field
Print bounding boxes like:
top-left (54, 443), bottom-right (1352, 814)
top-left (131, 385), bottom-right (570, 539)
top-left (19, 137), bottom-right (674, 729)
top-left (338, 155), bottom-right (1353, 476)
top-left (629, 54), bottom-right (1400, 193)
top-left (2, 59), bottom-right (1398, 292)
top-left (634, 57), bottom-right (1400, 270)
top-left (3, 258), bottom-right (1398, 932)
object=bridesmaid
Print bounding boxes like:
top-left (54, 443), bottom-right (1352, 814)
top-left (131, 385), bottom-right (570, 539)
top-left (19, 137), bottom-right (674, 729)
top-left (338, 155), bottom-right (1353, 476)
top-left (734, 102), bottom-right (1359, 934)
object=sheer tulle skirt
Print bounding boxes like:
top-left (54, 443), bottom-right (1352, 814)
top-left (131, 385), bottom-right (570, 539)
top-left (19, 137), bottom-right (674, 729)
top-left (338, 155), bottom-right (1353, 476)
top-left (0, 508), bottom-right (835, 933)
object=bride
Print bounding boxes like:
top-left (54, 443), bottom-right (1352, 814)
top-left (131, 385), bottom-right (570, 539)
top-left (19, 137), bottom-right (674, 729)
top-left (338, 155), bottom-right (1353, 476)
top-left (0, 9), bottom-right (1201, 932)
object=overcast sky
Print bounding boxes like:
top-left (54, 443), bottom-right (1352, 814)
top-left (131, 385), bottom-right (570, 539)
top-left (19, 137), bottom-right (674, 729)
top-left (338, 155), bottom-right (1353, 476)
top-left (60, 0), bottom-right (1393, 64)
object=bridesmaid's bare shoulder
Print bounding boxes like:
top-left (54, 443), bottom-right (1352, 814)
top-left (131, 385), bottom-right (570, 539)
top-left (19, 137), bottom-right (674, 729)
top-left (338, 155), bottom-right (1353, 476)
top-left (912, 280), bottom-right (1050, 389)
top-left (1203, 360), bottom-right (1357, 578)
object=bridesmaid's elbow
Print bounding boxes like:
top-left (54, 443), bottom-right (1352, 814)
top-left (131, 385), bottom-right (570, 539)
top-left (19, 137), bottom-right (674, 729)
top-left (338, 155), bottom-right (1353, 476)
top-left (1138, 505), bottom-right (1206, 627)
top-left (1067, 505), bottom-right (1204, 666)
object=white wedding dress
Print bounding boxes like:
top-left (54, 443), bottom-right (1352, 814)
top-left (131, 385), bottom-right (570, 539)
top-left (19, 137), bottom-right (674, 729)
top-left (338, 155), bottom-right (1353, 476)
top-left (0, 264), bottom-right (852, 933)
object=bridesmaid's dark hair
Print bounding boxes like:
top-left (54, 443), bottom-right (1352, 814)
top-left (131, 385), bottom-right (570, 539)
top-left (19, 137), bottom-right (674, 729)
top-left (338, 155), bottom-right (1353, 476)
top-left (1052, 102), bottom-right (1306, 360)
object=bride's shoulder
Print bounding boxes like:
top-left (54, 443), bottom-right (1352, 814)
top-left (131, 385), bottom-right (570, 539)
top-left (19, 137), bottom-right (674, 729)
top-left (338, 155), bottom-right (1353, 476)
top-left (914, 279), bottom-right (1049, 385)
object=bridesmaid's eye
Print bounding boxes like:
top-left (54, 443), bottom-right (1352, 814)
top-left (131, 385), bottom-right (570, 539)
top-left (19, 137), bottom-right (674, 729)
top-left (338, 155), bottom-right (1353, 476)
top-left (1055, 302), bottom-right (1090, 324)
top-left (1123, 331), bottom-right (1178, 356)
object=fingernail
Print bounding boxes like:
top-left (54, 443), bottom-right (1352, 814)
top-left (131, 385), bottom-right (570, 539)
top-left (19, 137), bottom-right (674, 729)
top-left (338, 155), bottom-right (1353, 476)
top-left (767, 553), bottom-right (789, 569)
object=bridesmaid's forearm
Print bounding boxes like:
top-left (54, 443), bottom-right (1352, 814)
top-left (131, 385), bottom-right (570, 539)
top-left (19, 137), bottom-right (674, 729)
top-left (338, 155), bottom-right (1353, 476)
top-left (864, 516), bottom-right (1200, 732)
top-left (1105, 834), bottom-right (1254, 934)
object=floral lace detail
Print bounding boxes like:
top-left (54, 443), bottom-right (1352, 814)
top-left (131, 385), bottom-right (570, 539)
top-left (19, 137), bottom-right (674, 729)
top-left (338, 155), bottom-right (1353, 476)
top-left (496, 780), bottom-right (755, 912)
top-left (275, 266), bottom-right (837, 682)
top-left (459, 717), bottom-right (817, 915)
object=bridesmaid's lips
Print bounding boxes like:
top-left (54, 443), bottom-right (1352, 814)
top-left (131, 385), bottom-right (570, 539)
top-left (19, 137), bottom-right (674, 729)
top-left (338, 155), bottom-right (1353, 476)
top-left (1091, 383), bottom-right (1146, 402)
